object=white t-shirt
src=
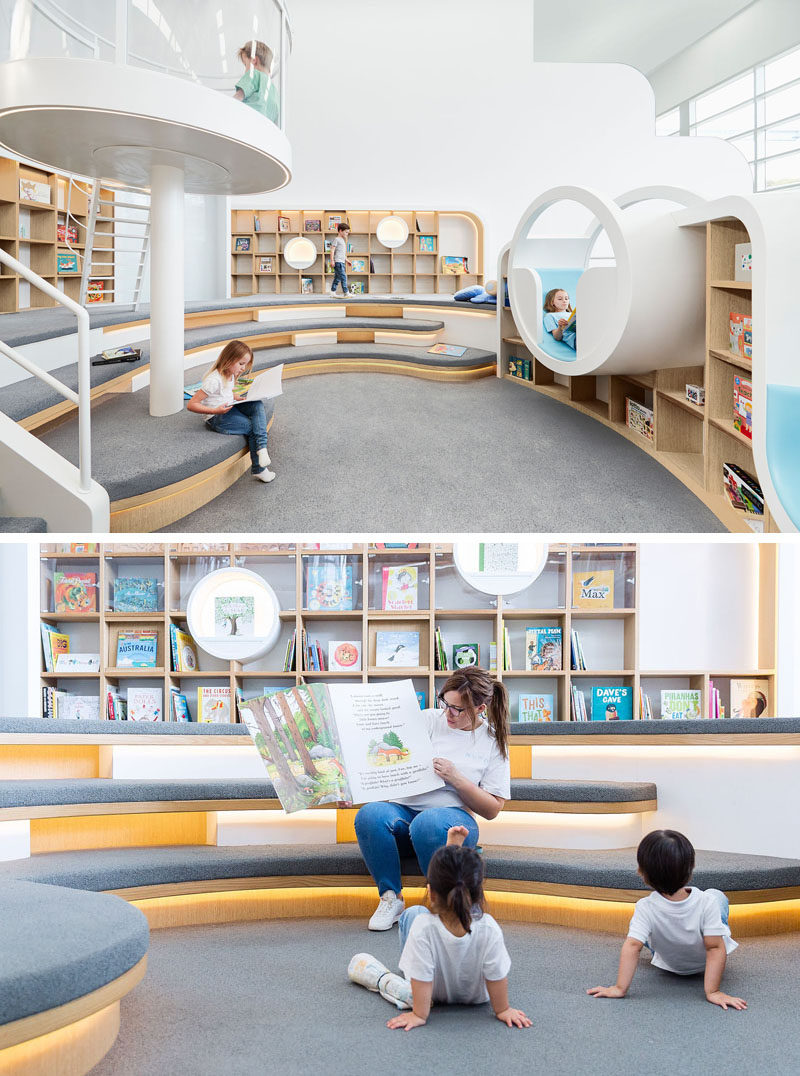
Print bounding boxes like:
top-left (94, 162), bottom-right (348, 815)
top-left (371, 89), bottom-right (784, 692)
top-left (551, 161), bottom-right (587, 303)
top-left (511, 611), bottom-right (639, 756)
top-left (627, 887), bottom-right (738, 975)
top-left (399, 909), bottom-right (511, 1004)
top-left (201, 369), bottom-right (235, 410)
top-left (394, 708), bottom-right (510, 811)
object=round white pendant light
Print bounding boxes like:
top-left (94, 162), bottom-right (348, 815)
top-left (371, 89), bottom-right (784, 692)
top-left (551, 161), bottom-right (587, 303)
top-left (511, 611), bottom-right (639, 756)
top-left (375, 215), bottom-right (410, 249)
top-left (283, 235), bottom-right (317, 269)
top-left (453, 541), bottom-right (550, 596)
top-left (186, 567), bottom-right (281, 662)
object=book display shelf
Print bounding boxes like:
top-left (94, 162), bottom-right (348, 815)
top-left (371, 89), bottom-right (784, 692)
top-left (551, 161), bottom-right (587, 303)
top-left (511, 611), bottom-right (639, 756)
top-left (0, 154), bottom-right (115, 313)
top-left (500, 220), bottom-right (770, 532)
top-left (230, 209), bottom-right (483, 298)
top-left (37, 542), bottom-right (778, 725)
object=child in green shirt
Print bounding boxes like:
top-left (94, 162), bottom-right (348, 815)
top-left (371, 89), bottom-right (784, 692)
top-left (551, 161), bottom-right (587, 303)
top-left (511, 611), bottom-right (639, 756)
top-left (234, 40), bottom-right (280, 125)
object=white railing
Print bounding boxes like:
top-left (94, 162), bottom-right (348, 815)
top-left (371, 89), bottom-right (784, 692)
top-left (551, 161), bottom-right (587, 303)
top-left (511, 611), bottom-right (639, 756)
top-left (0, 249), bottom-right (91, 493)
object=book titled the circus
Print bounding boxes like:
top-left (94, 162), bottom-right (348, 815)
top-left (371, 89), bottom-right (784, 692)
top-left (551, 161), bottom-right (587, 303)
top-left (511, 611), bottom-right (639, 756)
top-left (239, 679), bottom-right (442, 813)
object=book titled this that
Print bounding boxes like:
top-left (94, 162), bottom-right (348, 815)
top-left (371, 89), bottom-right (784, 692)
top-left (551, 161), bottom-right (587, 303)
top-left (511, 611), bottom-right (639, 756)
top-left (518, 693), bottom-right (554, 722)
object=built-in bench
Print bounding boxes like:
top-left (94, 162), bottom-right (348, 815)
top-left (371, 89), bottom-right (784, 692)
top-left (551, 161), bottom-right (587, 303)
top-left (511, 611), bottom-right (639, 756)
top-left (0, 516), bottom-right (46, 532)
top-left (0, 777), bottom-right (659, 819)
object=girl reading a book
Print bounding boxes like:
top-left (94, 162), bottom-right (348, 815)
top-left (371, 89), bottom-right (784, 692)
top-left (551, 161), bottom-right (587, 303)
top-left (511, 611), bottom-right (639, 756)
top-left (354, 667), bottom-right (511, 932)
top-left (186, 340), bottom-right (275, 483)
top-left (348, 826), bottom-right (530, 1030)
top-left (543, 288), bottom-right (576, 349)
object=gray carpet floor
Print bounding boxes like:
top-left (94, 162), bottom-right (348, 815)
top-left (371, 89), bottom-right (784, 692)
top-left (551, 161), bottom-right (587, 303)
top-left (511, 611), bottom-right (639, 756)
top-left (164, 372), bottom-right (725, 532)
top-left (91, 918), bottom-right (799, 1076)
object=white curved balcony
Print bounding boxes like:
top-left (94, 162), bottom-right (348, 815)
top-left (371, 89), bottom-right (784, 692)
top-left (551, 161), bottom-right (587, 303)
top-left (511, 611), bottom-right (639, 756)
top-left (0, 0), bottom-right (291, 194)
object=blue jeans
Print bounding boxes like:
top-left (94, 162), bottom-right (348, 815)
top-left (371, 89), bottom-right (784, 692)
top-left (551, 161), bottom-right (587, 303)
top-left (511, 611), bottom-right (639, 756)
top-left (643, 889), bottom-right (729, 953)
top-left (354, 801), bottom-right (479, 896)
top-left (206, 399), bottom-right (269, 473)
top-left (398, 904), bottom-right (429, 951)
top-left (332, 261), bottom-right (348, 295)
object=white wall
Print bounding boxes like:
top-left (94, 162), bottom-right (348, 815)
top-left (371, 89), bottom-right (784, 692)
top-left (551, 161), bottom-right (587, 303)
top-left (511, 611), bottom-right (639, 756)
top-left (0, 543), bottom-right (37, 718)
top-left (650, 0), bottom-right (800, 111)
top-left (777, 541), bottom-right (800, 716)
top-left (229, 0), bottom-right (752, 286)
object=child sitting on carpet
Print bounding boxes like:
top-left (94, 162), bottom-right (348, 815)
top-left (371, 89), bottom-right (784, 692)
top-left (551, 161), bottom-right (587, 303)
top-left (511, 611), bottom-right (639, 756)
top-left (348, 826), bottom-right (531, 1031)
top-left (186, 339), bottom-right (275, 483)
top-left (588, 829), bottom-right (746, 1010)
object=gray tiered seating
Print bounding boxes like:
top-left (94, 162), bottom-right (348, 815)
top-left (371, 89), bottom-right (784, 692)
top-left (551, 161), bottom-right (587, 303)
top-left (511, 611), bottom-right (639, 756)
top-left (0, 516), bottom-right (47, 532)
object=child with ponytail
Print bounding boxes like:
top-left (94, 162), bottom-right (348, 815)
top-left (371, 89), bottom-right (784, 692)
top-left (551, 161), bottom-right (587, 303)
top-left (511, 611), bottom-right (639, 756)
top-left (349, 827), bottom-right (531, 1030)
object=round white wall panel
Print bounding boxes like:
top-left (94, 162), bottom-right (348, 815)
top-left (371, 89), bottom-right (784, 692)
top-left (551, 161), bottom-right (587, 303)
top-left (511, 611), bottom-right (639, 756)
top-left (186, 567), bottom-right (281, 662)
top-left (283, 236), bottom-right (317, 269)
top-left (375, 215), bottom-right (409, 248)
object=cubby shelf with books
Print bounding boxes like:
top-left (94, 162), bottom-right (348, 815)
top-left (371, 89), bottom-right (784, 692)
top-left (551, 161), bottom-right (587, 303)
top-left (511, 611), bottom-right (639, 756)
top-left (0, 154), bottom-right (116, 312)
top-left (36, 542), bottom-right (777, 726)
top-left (499, 217), bottom-right (774, 532)
top-left (230, 208), bottom-right (483, 297)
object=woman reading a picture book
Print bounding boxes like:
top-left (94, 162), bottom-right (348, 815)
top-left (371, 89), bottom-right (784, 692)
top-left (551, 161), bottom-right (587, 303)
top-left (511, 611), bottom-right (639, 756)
top-left (354, 667), bottom-right (511, 931)
top-left (186, 339), bottom-right (275, 483)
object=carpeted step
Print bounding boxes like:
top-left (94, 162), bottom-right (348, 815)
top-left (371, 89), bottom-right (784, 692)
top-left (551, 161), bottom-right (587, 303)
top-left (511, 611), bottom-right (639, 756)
top-left (0, 878), bottom-right (148, 1025)
top-left (0, 516), bottom-right (47, 532)
top-left (2, 844), bottom-right (798, 896)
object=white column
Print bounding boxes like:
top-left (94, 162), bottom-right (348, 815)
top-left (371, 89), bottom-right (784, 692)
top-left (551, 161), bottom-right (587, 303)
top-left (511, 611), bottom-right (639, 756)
top-left (149, 163), bottom-right (185, 417)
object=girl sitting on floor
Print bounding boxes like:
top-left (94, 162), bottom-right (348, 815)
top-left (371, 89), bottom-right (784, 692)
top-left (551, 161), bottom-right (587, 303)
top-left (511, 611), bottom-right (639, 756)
top-left (186, 339), bottom-right (275, 483)
top-left (349, 826), bottom-right (531, 1031)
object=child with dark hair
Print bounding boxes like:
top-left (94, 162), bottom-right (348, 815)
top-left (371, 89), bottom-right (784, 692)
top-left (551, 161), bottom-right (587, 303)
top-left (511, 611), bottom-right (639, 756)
top-left (588, 829), bottom-right (746, 1010)
top-left (349, 827), bottom-right (531, 1031)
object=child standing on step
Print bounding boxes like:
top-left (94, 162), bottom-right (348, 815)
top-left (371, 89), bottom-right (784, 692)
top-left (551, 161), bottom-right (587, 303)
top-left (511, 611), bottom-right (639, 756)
top-left (588, 829), bottom-right (746, 1010)
top-left (187, 339), bottom-right (275, 483)
top-left (349, 826), bottom-right (531, 1031)
top-left (331, 223), bottom-right (350, 297)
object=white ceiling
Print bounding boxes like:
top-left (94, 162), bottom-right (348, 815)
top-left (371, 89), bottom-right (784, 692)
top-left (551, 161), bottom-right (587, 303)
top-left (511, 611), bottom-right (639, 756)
top-left (533, 0), bottom-right (757, 74)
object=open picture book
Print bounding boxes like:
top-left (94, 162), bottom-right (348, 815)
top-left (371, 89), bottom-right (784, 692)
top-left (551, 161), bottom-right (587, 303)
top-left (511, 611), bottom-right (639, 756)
top-left (238, 679), bottom-right (443, 814)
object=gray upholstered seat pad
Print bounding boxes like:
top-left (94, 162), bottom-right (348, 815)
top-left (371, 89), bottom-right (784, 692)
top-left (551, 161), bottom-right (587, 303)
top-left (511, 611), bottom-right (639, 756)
top-left (0, 296), bottom-right (494, 349)
top-left (509, 717), bottom-right (800, 735)
top-left (0, 879), bottom-right (149, 1025)
top-left (0, 318), bottom-right (448, 422)
top-left (2, 843), bottom-right (798, 894)
top-left (0, 717), bottom-right (246, 736)
top-left (0, 517), bottom-right (47, 532)
top-left (0, 777), bottom-right (656, 808)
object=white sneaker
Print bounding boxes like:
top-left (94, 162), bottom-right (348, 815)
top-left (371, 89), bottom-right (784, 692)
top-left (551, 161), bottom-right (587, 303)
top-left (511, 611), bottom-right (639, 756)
top-left (254, 468), bottom-right (276, 483)
top-left (368, 891), bottom-right (405, 931)
top-left (257, 446), bottom-right (271, 468)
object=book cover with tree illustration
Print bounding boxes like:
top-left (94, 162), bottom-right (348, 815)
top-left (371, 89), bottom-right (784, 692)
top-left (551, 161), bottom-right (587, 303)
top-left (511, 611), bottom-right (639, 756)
top-left (214, 595), bottom-right (255, 637)
top-left (238, 679), bottom-right (443, 813)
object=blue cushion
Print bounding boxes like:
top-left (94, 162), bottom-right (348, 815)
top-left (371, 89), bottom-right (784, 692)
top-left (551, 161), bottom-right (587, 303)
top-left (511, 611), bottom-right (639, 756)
top-left (470, 292), bottom-right (496, 304)
top-left (454, 285), bottom-right (484, 302)
top-left (766, 384), bottom-right (800, 528)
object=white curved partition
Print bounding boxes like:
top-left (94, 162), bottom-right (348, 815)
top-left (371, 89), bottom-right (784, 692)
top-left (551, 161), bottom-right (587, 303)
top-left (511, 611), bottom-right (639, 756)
top-left (509, 185), bottom-right (706, 377)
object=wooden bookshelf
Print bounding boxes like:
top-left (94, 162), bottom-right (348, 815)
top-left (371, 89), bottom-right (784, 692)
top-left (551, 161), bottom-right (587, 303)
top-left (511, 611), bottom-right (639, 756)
top-left (500, 219), bottom-right (774, 532)
top-left (0, 154), bottom-right (115, 313)
top-left (230, 208), bottom-right (484, 298)
top-left (35, 542), bottom-right (779, 724)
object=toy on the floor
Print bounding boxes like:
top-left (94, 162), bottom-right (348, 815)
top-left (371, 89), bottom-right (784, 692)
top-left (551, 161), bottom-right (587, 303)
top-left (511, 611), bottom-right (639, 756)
top-left (348, 952), bottom-right (412, 1009)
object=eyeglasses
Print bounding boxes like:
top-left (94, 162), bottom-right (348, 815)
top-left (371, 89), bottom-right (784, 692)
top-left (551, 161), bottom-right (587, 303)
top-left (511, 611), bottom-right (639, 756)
top-left (437, 696), bottom-right (467, 715)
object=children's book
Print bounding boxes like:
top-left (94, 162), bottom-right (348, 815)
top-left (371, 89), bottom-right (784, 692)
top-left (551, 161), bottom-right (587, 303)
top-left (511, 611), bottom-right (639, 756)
top-left (591, 686), bottom-right (633, 721)
top-left (415, 691), bottom-right (426, 709)
top-left (625, 398), bottom-right (654, 443)
top-left (525, 627), bottom-right (562, 671)
top-left (214, 596), bottom-right (255, 637)
top-left (234, 364), bottom-right (285, 402)
top-left (375, 631), bottom-right (420, 667)
top-left (304, 219), bottom-right (322, 232)
top-left (169, 623), bottom-right (199, 672)
top-left (57, 223), bottom-right (78, 244)
top-left (729, 312), bottom-right (753, 358)
top-left (328, 214), bottom-right (343, 230)
top-left (127, 686), bottom-right (162, 721)
top-left (54, 571), bottom-right (97, 613)
top-left (382, 565), bottom-right (418, 611)
top-left (452, 643), bottom-right (480, 669)
top-left (328, 640), bottom-right (362, 672)
top-left (349, 256), bottom-right (368, 273)
top-left (259, 256), bottom-right (274, 273)
top-left (418, 236), bottom-right (436, 253)
top-left (234, 236), bottom-right (251, 251)
top-left (518, 693), bottom-right (555, 722)
top-left (58, 695), bottom-right (100, 720)
top-left (170, 687), bottom-right (192, 722)
top-left (239, 679), bottom-right (444, 813)
top-left (660, 689), bottom-right (702, 720)
top-left (572, 569), bottom-right (615, 609)
top-left (100, 346), bottom-right (141, 362)
top-left (427, 343), bottom-right (467, 357)
top-left (41, 623), bottom-right (69, 672)
top-left (733, 376), bottom-right (752, 440)
top-left (197, 685), bottom-right (231, 723)
top-left (306, 562), bottom-right (354, 611)
top-left (116, 630), bottom-right (158, 668)
top-left (55, 653), bottom-right (100, 673)
top-left (348, 281), bottom-right (366, 294)
top-left (19, 178), bottom-right (50, 204)
top-left (478, 543), bottom-right (519, 574)
top-left (301, 276), bottom-right (314, 294)
top-left (441, 255), bottom-right (469, 274)
top-left (57, 252), bottom-right (78, 273)
top-left (113, 577), bottom-right (159, 613)
top-left (278, 216), bottom-right (291, 232)
top-left (723, 462), bottom-right (764, 515)
top-left (730, 678), bottom-right (770, 718)
top-left (86, 280), bottom-right (105, 303)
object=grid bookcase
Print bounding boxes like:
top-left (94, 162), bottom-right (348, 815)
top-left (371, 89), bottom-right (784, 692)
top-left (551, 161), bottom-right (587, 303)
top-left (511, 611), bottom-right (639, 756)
top-left (229, 208), bottom-right (483, 298)
top-left (37, 542), bottom-right (778, 725)
top-left (0, 154), bottom-right (115, 313)
top-left (499, 219), bottom-right (772, 532)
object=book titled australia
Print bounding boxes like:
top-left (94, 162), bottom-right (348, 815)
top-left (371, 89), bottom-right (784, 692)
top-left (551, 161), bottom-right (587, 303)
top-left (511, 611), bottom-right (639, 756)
top-left (116, 630), bottom-right (158, 668)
